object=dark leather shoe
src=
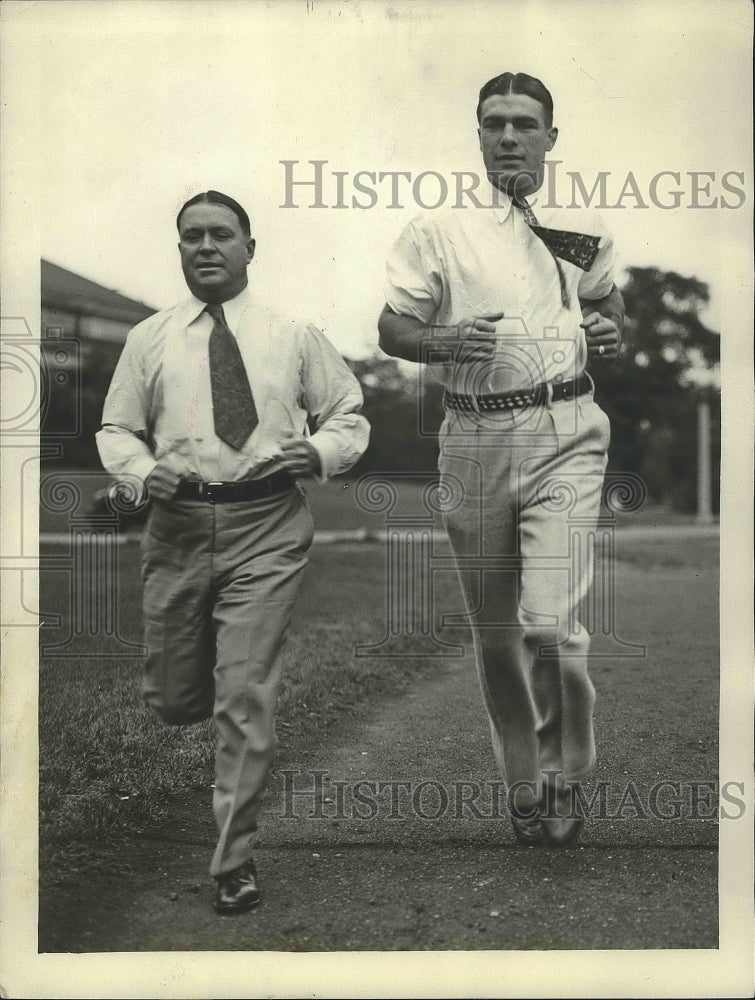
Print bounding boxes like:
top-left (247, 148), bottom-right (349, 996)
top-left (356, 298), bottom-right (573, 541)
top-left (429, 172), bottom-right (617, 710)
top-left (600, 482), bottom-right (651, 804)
top-left (541, 814), bottom-right (584, 847)
top-left (541, 781), bottom-right (584, 848)
top-left (510, 813), bottom-right (544, 847)
top-left (214, 858), bottom-right (261, 915)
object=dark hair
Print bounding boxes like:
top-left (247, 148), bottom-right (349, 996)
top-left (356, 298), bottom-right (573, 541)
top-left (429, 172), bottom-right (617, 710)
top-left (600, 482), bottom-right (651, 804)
top-left (476, 72), bottom-right (554, 127)
top-left (176, 190), bottom-right (251, 236)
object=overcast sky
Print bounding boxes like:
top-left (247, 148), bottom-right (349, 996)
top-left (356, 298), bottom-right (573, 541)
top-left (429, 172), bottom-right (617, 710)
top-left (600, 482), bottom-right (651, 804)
top-left (26, 0), bottom-right (754, 356)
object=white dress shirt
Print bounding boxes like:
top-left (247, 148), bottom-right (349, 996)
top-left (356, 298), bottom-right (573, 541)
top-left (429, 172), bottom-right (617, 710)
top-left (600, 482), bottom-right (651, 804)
top-left (384, 185), bottom-right (617, 394)
top-left (96, 286), bottom-right (369, 493)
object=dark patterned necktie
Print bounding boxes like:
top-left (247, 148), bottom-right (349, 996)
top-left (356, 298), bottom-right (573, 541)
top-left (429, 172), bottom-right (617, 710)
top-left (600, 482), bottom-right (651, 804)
top-left (206, 303), bottom-right (258, 450)
top-left (513, 197), bottom-right (601, 308)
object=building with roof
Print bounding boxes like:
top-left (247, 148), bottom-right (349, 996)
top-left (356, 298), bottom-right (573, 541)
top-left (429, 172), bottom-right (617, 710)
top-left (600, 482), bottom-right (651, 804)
top-left (41, 259), bottom-right (157, 467)
top-left (42, 258), bottom-right (155, 346)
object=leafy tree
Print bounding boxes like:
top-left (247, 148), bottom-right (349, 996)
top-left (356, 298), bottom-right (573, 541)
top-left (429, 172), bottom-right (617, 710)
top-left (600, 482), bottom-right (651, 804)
top-left (592, 267), bottom-right (720, 512)
top-left (346, 357), bottom-right (443, 474)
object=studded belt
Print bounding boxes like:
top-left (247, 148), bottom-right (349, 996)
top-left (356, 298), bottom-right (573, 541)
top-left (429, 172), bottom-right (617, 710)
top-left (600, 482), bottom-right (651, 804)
top-left (444, 374), bottom-right (591, 413)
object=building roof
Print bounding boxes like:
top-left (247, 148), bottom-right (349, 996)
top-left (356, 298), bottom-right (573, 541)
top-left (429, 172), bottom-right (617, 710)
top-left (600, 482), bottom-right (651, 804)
top-left (41, 259), bottom-right (156, 325)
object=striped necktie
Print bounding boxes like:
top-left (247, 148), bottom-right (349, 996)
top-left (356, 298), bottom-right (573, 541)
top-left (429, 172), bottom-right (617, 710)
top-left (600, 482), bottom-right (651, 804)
top-left (513, 198), bottom-right (602, 308)
top-left (206, 303), bottom-right (258, 450)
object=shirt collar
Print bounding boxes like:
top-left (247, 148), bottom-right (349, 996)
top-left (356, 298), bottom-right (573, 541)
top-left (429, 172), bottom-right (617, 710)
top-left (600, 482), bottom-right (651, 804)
top-left (185, 285), bottom-right (251, 333)
top-left (485, 180), bottom-right (513, 223)
top-left (485, 180), bottom-right (551, 224)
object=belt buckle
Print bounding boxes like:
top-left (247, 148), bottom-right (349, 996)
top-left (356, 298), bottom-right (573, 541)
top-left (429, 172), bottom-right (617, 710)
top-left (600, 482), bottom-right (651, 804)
top-left (204, 481), bottom-right (224, 503)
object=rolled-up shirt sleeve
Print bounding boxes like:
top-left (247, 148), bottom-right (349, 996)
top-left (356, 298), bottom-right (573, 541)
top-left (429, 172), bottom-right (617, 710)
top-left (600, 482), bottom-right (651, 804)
top-left (297, 323), bottom-right (370, 481)
top-left (577, 211), bottom-right (617, 301)
top-left (95, 327), bottom-right (157, 493)
top-left (384, 219), bottom-right (443, 322)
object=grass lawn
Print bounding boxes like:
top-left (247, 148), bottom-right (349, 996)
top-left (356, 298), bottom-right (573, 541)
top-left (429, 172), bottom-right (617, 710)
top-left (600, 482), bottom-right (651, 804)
top-left (39, 542), bottom-right (464, 850)
top-left (39, 521), bottom-right (718, 861)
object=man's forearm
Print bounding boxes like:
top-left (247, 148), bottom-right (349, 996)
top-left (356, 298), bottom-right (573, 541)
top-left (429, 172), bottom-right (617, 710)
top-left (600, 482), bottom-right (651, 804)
top-left (378, 305), bottom-right (430, 363)
top-left (580, 283), bottom-right (625, 335)
top-left (96, 424), bottom-right (157, 493)
top-left (378, 305), bottom-right (500, 367)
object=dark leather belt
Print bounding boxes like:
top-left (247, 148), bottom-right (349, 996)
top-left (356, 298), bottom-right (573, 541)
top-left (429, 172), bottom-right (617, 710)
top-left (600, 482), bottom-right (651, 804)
top-left (173, 471), bottom-right (295, 503)
top-left (444, 374), bottom-right (591, 413)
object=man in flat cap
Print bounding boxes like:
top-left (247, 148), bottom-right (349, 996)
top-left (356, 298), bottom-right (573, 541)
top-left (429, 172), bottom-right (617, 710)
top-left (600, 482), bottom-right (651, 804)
top-left (98, 190), bottom-right (369, 912)
top-left (378, 73), bottom-right (623, 847)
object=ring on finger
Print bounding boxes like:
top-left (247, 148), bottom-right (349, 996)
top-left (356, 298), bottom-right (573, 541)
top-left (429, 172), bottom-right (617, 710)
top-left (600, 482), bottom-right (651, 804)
top-left (598, 345), bottom-right (605, 356)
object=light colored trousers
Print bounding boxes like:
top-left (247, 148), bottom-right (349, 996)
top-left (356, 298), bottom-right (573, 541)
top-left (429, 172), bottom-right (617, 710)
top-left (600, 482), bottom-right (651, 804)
top-left (140, 488), bottom-right (314, 877)
top-left (438, 387), bottom-right (610, 806)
